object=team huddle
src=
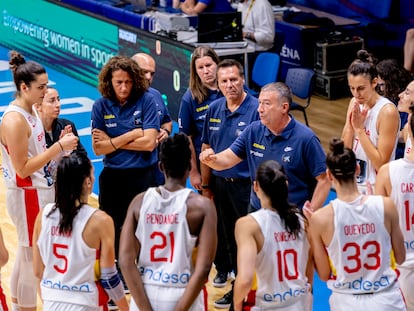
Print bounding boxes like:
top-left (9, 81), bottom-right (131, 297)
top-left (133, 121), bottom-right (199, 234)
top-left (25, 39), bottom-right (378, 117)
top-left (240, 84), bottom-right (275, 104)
top-left (0, 44), bottom-right (413, 311)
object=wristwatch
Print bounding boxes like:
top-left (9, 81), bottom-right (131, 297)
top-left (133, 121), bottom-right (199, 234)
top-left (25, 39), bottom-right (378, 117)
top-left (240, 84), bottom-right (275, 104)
top-left (201, 184), bottom-right (210, 189)
top-left (246, 32), bottom-right (252, 40)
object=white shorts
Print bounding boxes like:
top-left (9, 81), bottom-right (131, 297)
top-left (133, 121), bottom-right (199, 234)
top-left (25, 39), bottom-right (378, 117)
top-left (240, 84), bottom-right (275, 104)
top-left (130, 284), bottom-right (207, 311)
top-left (43, 301), bottom-right (102, 311)
top-left (6, 187), bottom-right (53, 247)
top-left (330, 285), bottom-right (407, 311)
top-left (399, 266), bottom-right (414, 310)
top-left (251, 292), bottom-right (312, 311)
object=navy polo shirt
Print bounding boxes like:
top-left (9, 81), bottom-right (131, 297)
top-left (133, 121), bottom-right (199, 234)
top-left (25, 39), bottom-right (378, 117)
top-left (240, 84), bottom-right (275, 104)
top-left (148, 87), bottom-right (172, 125)
top-left (178, 88), bottom-right (222, 156)
top-left (230, 117), bottom-right (326, 210)
top-left (91, 91), bottom-right (160, 169)
top-left (201, 93), bottom-right (259, 178)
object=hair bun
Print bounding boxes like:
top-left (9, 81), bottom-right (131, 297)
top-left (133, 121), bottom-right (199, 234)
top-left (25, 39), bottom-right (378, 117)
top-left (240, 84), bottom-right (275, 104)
top-left (329, 137), bottom-right (345, 155)
top-left (8, 50), bottom-right (26, 72)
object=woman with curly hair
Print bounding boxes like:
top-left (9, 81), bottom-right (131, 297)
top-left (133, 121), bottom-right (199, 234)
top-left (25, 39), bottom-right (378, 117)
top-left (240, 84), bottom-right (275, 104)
top-left (91, 55), bottom-right (159, 303)
top-left (376, 58), bottom-right (413, 158)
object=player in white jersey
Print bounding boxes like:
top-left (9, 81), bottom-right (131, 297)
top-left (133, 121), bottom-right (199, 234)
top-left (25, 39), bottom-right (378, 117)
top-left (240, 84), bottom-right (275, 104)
top-left (308, 138), bottom-right (406, 311)
top-left (33, 152), bottom-right (129, 311)
top-left (0, 227), bottom-right (9, 311)
top-left (0, 50), bottom-right (78, 311)
top-left (119, 133), bottom-right (217, 311)
top-left (233, 160), bottom-right (312, 311)
top-left (376, 106), bottom-right (414, 310)
top-left (342, 50), bottom-right (399, 193)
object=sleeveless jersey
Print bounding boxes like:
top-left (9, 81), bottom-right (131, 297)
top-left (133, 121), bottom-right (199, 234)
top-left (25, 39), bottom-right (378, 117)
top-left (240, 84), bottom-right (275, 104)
top-left (38, 203), bottom-right (106, 307)
top-left (1, 105), bottom-right (54, 246)
top-left (249, 208), bottom-right (310, 309)
top-left (405, 137), bottom-right (412, 157)
top-left (136, 187), bottom-right (196, 288)
top-left (353, 97), bottom-right (397, 190)
top-left (1, 104), bottom-right (54, 189)
top-left (389, 158), bottom-right (414, 268)
top-left (327, 196), bottom-right (398, 294)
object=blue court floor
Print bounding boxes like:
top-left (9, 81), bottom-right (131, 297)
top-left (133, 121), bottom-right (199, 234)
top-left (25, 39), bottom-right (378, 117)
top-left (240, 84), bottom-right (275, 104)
top-left (0, 45), bottom-right (332, 310)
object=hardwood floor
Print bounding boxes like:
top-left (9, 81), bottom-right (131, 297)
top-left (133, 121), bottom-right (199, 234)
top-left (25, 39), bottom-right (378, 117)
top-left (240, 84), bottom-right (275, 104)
top-left (0, 93), bottom-right (350, 310)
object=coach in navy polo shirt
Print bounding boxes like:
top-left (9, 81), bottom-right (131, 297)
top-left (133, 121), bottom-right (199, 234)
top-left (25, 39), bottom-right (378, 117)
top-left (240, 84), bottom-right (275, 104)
top-left (200, 82), bottom-right (330, 212)
top-left (200, 59), bottom-right (259, 308)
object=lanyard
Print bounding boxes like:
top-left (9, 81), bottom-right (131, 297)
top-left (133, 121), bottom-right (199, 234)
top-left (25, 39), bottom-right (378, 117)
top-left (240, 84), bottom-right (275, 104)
top-left (243, 0), bottom-right (256, 26)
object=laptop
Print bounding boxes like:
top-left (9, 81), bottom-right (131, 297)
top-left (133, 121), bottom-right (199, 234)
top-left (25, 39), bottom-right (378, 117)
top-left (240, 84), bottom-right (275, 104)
top-left (197, 12), bottom-right (247, 49)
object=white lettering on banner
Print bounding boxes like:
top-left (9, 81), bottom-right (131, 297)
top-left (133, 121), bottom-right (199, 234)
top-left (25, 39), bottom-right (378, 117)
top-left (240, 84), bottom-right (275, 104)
top-left (119, 29), bottom-right (137, 43)
top-left (280, 44), bottom-right (300, 61)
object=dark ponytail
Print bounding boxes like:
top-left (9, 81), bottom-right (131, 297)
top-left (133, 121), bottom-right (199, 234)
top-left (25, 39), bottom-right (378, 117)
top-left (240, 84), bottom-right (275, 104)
top-left (256, 160), bottom-right (301, 237)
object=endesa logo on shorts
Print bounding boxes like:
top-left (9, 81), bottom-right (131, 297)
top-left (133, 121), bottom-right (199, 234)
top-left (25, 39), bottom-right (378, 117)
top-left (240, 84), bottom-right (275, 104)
top-left (263, 285), bottom-right (308, 303)
top-left (139, 266), bottom-right (190, 285)
top-left (42, 279), bottom-right (93, 292)
top-left (331, 275), bottom-right (391, 292)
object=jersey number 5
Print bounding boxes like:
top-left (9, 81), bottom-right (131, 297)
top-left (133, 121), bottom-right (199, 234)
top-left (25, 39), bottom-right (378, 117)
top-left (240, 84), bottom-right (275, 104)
top-left (53, 243), bottom-right (69, 274)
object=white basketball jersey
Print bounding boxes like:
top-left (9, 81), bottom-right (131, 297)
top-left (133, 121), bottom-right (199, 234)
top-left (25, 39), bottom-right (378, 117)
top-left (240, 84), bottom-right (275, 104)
top-left (353, 97), bottom-right (397, 190)
top-left (38, 203), bottom-right (103, 307)
top-left (136, 187), bottom-right (197, 288)
top-left (389, 158), bottom-right (414, 268)
top-left (1, 104), bottom-right (54, 189)
top-left (250, 208), bottom-right (310, 309)
top-left (327, 196), bottom-right (398, 294)
top-left (405, 137), bottom-right (412, 157)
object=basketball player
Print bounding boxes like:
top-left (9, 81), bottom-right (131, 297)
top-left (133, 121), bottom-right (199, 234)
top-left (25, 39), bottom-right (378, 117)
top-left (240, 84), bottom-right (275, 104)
top-left (0, 227), bottom-right (8, 311)
top-left (32, 152), bottom-right (129, 311)
top-left (1, 50), bottom-right (78, 311)
top-left (309, 138), bottom-right (406, 311)
top-left (376, 105), bottom-right (414, 310)
top-left (233, 160), bottom-right (312, 311)
top-left (118, 133), bottom-right (217, 310)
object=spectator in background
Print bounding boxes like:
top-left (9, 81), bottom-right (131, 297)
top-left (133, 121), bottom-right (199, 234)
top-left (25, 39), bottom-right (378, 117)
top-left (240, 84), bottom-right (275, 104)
top-left (91, 55), bottom-right (159, 307)
top-left (1, 50), bottom-right (78, 311)
top-left (200, 82), bottom-right (330, 212)
top-left (178, 46), bottom-right (222, 190)
top-left (36, 87), bottom-right (87, 155)
top-left (234, 160), bottom-right (312, 311)
top-left (132, 52), bottom-right (172, 185)
top-left (119, 133), bottom-right (217, 311)
top-left (376, 58), bottom-right (412, 159)
top-left (237, 0), bottom-right (275, 86)
top-left (0, 227), bottom-right (9, 311)
top-left (342, 50), bottom-right (399, 194)
top-left (376, 105), bottom-right (414, 311)
top-left (404, 28), bottom-right (414, 75)
top-left (173, 0), bottom-right (234, 15)
top-left (33, 152), bottom-right (129, 311)
top-left (200, 59), bottom-right (259, 309)
top-left (308, 138), bottom-right (406, 311)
